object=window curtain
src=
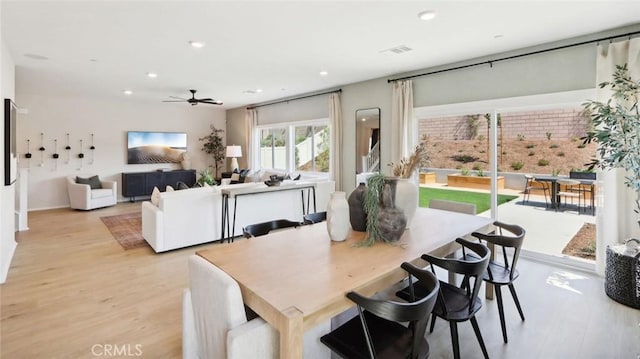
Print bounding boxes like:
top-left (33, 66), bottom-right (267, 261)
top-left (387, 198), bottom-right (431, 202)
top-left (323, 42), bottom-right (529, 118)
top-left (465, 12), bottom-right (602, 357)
top-left (329, 93), bottom-right (342, 190)
top-left (244, 108), bottom-right (257, 170)
top-left (392, 80), bottom-right (414, 162)
top-left (595, 38), bottom-right (640, 275)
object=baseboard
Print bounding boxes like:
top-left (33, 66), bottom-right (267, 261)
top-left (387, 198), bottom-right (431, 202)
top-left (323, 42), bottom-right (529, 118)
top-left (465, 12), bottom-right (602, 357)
top-left (0, 239), bottom-right (17, 284)
top-left (521, 248), bottom-right (597, 275)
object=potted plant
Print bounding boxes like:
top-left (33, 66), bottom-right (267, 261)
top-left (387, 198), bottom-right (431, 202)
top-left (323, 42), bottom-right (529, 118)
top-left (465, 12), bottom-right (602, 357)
top-left (582, 63), bottom-right (640, 215)
top-left (199, 125), bottom-right (225, 178)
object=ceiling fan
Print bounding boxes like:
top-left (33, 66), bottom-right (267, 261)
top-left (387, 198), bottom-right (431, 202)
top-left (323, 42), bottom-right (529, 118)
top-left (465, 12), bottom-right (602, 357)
top-left (163, 89), bottom-right (223, 106)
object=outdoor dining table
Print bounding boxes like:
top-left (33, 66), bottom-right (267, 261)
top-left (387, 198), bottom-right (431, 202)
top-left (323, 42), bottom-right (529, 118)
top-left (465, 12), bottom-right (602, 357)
top-left (534, 175), bottom-right (596, 211)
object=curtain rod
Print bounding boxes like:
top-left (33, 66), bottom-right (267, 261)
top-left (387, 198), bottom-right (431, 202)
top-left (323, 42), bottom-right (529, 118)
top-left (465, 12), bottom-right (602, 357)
top-left (388, 30), bottom-right (640, 83)
top-left (246, 89), bottom-right (342, 110)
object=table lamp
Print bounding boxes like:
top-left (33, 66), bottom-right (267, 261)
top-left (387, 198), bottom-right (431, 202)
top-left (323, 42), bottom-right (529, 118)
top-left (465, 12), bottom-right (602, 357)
top-left (226, 145), bottom-right (242, 172)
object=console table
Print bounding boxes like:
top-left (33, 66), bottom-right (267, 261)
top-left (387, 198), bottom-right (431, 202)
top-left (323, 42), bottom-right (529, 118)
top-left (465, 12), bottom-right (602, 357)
top-left (122, 169), bottom-right (196, 201)
top-left (221, 183), bottom-right (317, 243)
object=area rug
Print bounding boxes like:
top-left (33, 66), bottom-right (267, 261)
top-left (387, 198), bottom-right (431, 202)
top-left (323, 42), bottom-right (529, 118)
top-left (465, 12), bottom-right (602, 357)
top-left (100, 212), bottom-right (147, 250)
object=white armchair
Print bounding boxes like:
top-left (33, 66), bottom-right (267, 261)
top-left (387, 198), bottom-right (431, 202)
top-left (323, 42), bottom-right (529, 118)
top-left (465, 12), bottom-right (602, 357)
top-left (66, 175), bottom-right (117, 210)
top-left (183, 255), bottom-right (330, 359)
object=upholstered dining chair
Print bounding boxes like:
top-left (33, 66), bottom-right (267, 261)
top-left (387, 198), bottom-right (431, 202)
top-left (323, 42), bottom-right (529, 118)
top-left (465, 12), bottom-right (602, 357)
top-left (321, 262), bottom-right (439, 359)
top-left (470, 221), bottom-right (526, 343)
top-left (66, 175), bottom-right (117, 210)
top-left (182, 255), bottom-right (330, 359)
top-left (242, 219), bottom-right (301, 238)
top-left (396, 238), bottom-right (491, 359)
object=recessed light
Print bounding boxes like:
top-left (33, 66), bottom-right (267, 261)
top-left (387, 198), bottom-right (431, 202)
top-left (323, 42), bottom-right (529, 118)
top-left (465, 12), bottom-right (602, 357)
top-left (319, 71), bottom-right (329, 76)
top-left (123, 90), bottom-right (133, 95)
top-left (24, 53), bottom-right (49, 60)
top-left (89, 58), bottom-right (98, 62)
top-left (146, 72), bottom-right (158, 78)
top-left (243, 89), bottom-right (263, 94)
top-left (361, 118), bottom-right (366, 122)
top-left (494, 34), bottom-right (504, 39)
top-left (418, 10), bottom-right (436, 21)
top-left (189, 41), bottom-right (205, 48)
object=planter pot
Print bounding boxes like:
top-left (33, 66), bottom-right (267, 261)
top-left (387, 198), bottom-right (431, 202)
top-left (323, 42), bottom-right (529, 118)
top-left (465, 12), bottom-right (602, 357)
top-left (419, 172), bottom-right (436, 184)
top-left (447, 174), bottom-right (505, 190)
top-left (348, 183), bottom-right (367, 232)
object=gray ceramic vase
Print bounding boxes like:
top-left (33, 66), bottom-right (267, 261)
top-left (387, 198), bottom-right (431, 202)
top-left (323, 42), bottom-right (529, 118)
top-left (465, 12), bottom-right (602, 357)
top-left (348, 182), bottom-right (367, 232)
top-left (376, 183), bottom-right (406, 242)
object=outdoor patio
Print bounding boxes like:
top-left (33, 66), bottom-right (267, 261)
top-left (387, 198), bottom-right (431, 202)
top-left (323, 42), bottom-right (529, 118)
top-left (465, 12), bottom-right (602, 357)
top-left (420, 182), bottom-right (596, 265)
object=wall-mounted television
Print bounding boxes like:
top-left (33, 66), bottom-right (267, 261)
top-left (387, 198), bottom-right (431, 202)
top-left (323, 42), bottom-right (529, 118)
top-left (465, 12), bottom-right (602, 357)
top-left (127, 131), bottom-right (187, 164)
top-left (4, 99), bottom-right (17, 186)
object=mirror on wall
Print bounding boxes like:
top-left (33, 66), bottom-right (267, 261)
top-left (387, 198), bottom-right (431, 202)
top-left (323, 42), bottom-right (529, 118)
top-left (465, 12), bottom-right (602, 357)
top-left (355, 108), bottom-right (380, 184)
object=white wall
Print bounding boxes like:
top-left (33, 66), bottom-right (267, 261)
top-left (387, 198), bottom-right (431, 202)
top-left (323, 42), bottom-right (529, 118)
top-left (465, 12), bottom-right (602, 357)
top-left (15, 90), bottom-right (226, 210)
top-left (1, 16), bottom-right (19, 283)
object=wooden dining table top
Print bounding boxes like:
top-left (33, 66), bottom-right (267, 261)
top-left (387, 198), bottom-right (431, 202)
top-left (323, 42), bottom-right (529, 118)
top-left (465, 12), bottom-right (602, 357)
top-left (197, 207), bottom-right (494, 358)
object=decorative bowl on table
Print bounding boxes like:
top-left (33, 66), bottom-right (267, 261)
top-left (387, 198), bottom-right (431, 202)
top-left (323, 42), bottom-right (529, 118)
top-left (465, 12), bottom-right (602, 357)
top-left (264, 180), bottom-right (282, 187)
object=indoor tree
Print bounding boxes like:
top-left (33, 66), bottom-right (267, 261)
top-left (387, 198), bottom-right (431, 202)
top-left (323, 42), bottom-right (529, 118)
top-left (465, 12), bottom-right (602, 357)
top-left (583, 63), bottom-right (640, 215)
top-left (199, 125), bottom-right (225, 178)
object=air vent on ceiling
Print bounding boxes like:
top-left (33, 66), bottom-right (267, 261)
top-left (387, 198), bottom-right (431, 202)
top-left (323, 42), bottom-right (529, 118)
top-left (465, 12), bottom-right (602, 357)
top-left (380, 45), bottom-right (413, 55)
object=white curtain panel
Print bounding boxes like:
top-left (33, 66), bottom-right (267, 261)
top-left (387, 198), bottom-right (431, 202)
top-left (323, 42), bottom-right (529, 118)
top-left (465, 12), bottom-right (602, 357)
top-left (595, 38), bottom-right (640, 275)
top-left (330, 93), bottom-right (342, 190)
top-left (245, 108), bottom-right (257, 170)
top-left (391, 80), bottom-right (414, 162)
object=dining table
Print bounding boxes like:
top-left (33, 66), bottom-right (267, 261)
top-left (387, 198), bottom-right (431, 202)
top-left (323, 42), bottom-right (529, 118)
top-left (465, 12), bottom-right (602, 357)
top-left (197, 207), bottom-right (493, 358)
top-left (533, 175), bottom-right (596, 211)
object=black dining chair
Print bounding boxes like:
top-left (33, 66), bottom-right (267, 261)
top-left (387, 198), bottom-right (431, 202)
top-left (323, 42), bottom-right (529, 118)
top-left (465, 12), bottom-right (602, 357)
top-left (396, 238), bottom-right (491, 359)
top-left (302, 211), bottom-right (327, 225)
top-left (242, 219), bottom-right (301, 238)
top-left (321, 262), bottom-right (439, 359)
top-left (469, 221), bottom-right (526, 343)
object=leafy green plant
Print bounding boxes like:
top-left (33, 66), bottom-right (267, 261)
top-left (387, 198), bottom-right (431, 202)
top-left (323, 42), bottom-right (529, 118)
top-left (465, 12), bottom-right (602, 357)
top-left (549, 143), bottom-right (559, 149)
top-left (538, 159), bottom-right (550, 166)
top-left (528, 151), bottom-right (535, 156)
top-left (197, 168), bottom-right (216, 186)
top-left (511, 161), bottom-right (524, 170)
top-left (526, 144), bottom-right (535, 149)
top-left (451, 154), bottom-right (478, 163)
top-left (545, 132), bottom-right (552, 140)
top-left (583, 63), bottom-right (640, 213)
top-left (476, 169), bottom-right (485, 177)
top-left (472, 163), bottom-right (482, 171)
top-left (199, 125), bottom-right (225, 177)
top-left (577, 143), bottom-right (586, 149)
top-left (517, 134), bottom-right (525, 141)
top-left (551, 168), bottom-right (560, 176)
top-left (460, 168), bottom-right (470, 176)
top-left (557, 152), bottom-right (565, 157)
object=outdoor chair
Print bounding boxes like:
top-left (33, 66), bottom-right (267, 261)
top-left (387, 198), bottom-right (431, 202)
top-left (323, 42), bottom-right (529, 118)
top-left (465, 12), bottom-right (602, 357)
top-left (396, 238), bottom-right (491, 359)
top-left (556, 179), bottom-right (583, 213)
top-left (321, 262), bottom-right (439, 359)
top-left (523, 174), bottom-right (549, 207)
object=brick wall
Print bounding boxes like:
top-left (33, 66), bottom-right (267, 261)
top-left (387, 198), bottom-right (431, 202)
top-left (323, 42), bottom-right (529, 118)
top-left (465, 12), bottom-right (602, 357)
top-left (418, 108), bottom-right (589, 141)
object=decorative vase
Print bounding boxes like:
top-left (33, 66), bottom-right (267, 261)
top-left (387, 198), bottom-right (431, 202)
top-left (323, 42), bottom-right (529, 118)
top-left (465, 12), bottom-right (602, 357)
top-left (394, 178), bottom-right (418, 228)
top-left (327, 191), bottom-right (350, 242)
top-left (348, 183), bottom-right (367, 232)
top-left (377, 183), bottom-right (406, 242)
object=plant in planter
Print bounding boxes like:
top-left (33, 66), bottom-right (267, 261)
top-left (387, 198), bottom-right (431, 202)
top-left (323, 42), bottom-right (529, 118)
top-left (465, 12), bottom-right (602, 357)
top-left (199, 125), bottom-right (225, 178)
top-left (197, 168), bottom-right (216, 186)
top-left (582, 63), bottom-right (640, 214)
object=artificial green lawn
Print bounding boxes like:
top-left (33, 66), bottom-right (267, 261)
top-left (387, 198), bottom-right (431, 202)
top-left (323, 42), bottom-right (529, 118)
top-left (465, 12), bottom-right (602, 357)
top-left (419, 187), bottom-right (518, 213)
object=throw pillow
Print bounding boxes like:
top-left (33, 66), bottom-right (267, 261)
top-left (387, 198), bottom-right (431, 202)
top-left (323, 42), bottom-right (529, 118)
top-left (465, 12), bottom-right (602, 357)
top-left (76, 175), bottom-right (102, 189)
top-left (166, 185), bottom-right (175, 192)
top-left (177, 181), bottom-right (190, 190)
top-left (151, 186), bottom-right (161, 206)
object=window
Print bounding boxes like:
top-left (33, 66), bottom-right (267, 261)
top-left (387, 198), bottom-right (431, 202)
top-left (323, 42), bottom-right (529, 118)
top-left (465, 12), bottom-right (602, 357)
top-left (294, 125), bottom-right (330, 173)
top-left (259, 128), bottom-right (287, 170)
top-left (256, 121), bottom-right (330, 175)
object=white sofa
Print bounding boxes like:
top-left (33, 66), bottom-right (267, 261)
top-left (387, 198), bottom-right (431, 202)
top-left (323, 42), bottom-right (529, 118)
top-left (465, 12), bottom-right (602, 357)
top-left (142, 180), bottom-right (335, 252)
top-left (66, 175), bottom-right (117, 210)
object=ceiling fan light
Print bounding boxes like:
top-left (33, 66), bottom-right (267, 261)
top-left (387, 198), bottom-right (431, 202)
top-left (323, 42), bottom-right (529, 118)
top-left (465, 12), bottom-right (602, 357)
top-left (123, 90), bottom-right (133, 95)
top-left (146, 72), bottom-right (158, 78)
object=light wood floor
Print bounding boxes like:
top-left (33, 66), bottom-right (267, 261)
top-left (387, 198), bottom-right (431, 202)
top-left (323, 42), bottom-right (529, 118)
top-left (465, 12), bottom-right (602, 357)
top-left (2, 203), bottom-right (639, 358)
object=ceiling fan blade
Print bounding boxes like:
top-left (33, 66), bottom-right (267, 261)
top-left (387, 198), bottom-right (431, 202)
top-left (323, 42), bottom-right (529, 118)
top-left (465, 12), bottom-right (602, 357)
top-left (198, 99), bottom-right (223, 105)
top-left (198, 98), bottom-right (213, 101)
top-left (162, 100), bottom-right (187, 102)
top-left (169, 96), bottom-right (188, 100)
